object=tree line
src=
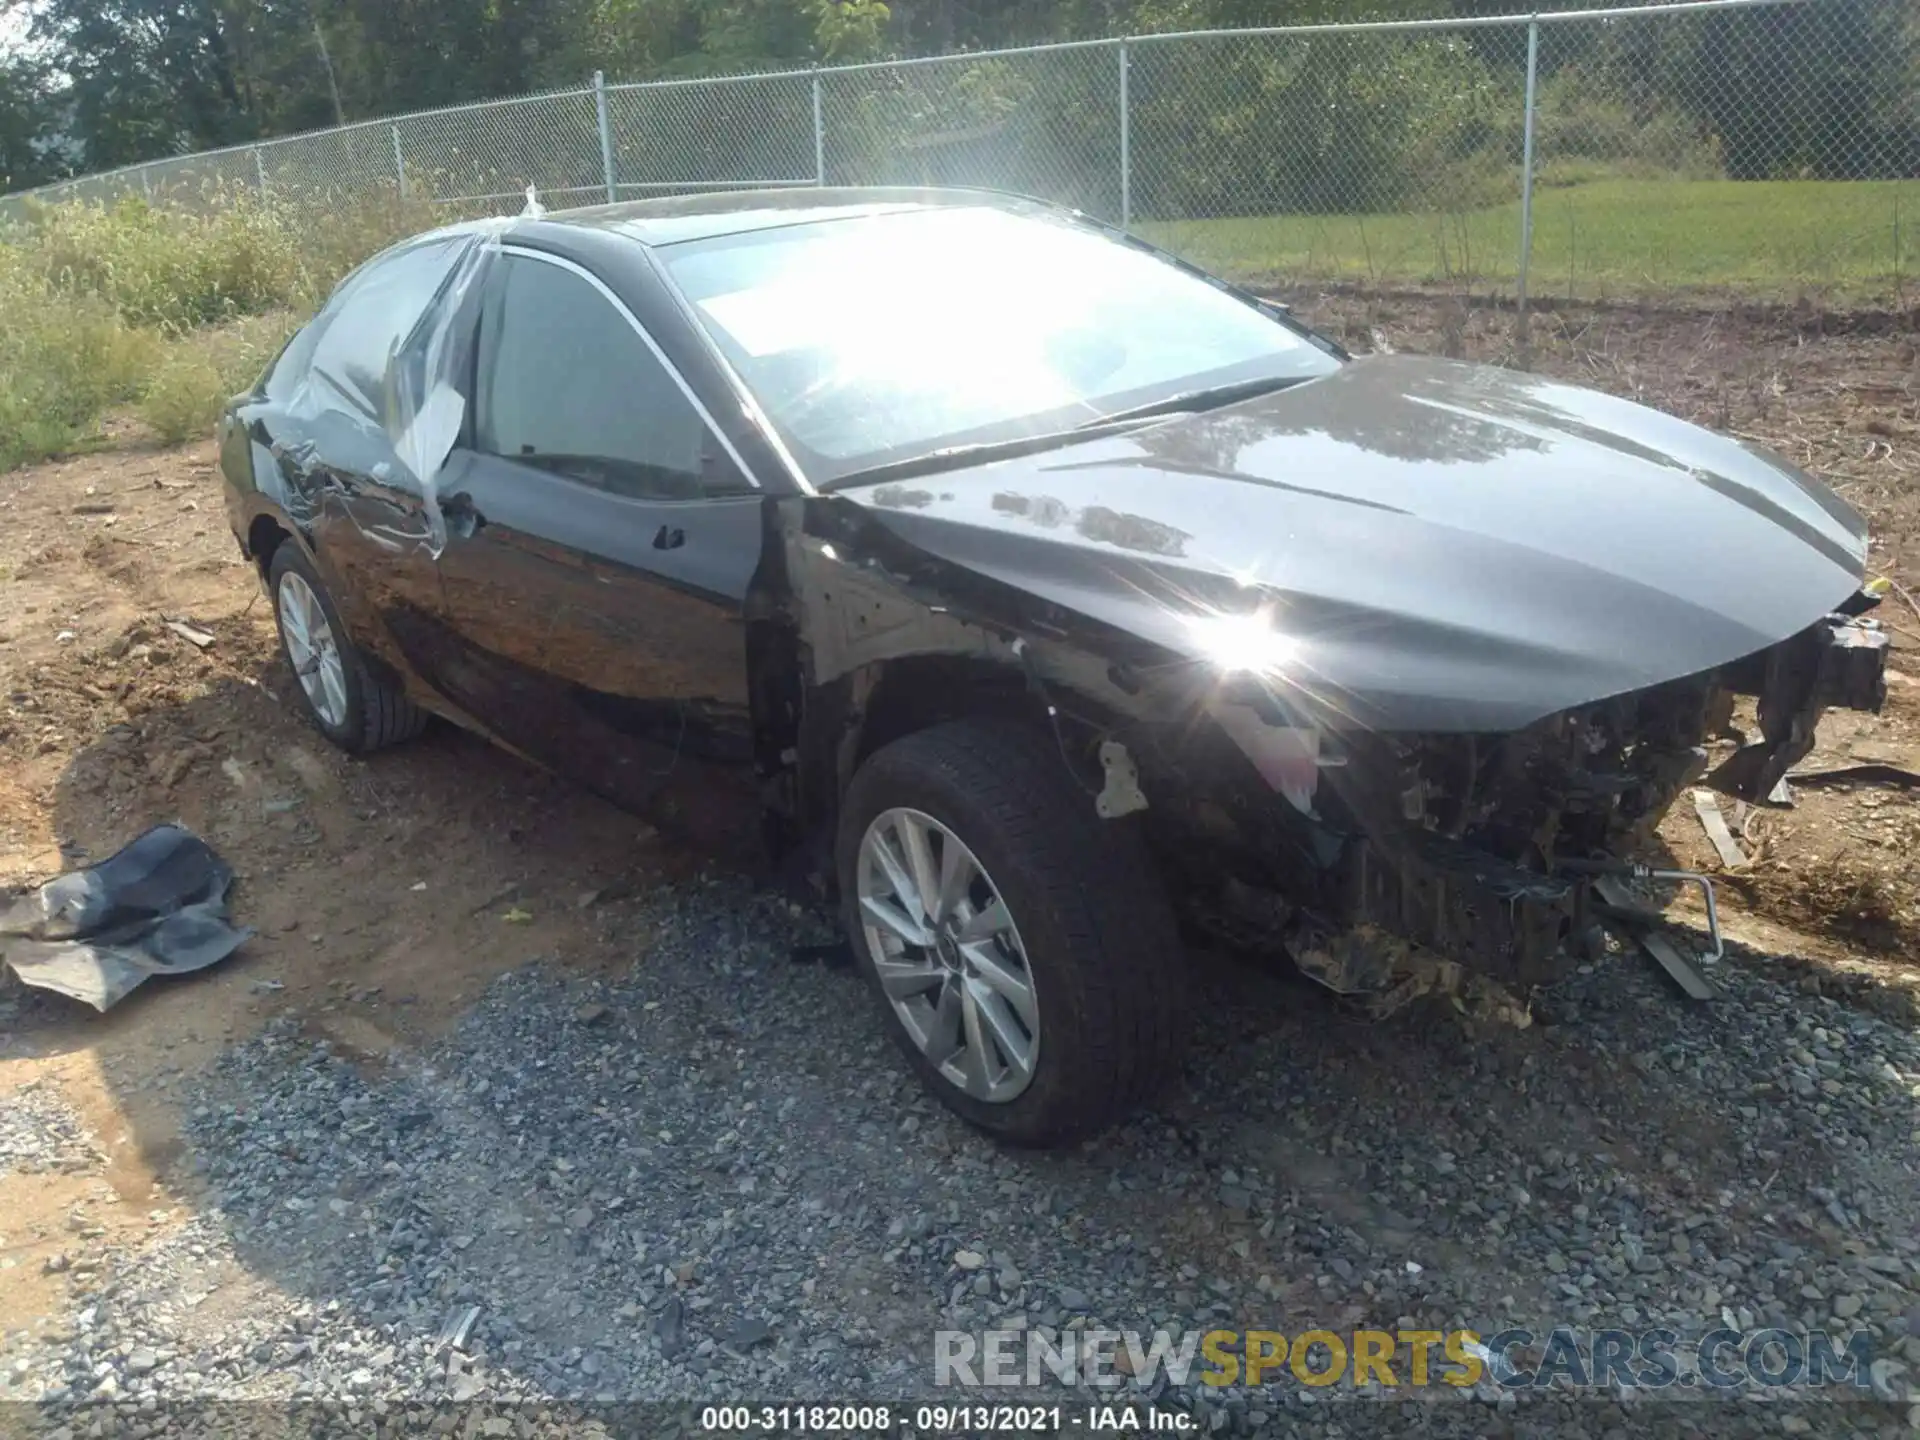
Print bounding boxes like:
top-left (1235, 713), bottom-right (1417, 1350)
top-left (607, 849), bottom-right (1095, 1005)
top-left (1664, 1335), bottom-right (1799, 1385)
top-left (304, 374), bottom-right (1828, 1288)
top-left (0, 0), bottom-right (1913, 195)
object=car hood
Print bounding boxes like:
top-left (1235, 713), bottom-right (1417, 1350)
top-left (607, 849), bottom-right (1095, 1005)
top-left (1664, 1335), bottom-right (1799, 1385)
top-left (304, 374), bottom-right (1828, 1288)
top-left (845, 355), bottom-right (1869, 733)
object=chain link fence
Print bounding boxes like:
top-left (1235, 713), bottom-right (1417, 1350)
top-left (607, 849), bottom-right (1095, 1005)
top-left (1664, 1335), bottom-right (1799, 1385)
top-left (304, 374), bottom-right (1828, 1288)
top-left (3, 0), bottom-right (1914, 307)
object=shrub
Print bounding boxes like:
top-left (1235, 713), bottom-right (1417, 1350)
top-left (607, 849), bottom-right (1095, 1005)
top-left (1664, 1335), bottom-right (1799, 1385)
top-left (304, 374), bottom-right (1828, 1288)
top-left (282, 187), bottom-right (448, 308)
top-left (0, 248), bottom-right (159, 469)
top-left (1134, 35), bottom-right (1512, 219)
top-left (1534, 65), bottom-right (1723, 184)
top-left (24, 193), bottom-right (304, 330)
top-left (0, 185), bottom-right (436, 470)
top-left (137, 312), bottom-right (301, 444)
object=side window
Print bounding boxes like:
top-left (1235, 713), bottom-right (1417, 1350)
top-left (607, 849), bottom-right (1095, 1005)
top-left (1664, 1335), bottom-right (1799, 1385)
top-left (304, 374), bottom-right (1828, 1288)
top-left (475, 253), bottom-right (746, 502)
top-left (261, 318), bottom-right (324, 401)
top-left (305, 241), bottom-right (459, 414)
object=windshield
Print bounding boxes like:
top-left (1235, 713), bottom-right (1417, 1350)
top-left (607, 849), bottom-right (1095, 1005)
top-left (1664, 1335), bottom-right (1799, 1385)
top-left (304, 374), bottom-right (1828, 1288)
top-left (659, 205), bottom-right (1340, 485)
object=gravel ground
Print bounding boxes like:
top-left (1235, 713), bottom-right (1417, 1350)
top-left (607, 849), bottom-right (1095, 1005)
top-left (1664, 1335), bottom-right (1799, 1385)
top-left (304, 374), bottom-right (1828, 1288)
top-left (2, 876), bottom-right (1918, 1437)
top-left (0, 1074), bottom-right (96, 1180)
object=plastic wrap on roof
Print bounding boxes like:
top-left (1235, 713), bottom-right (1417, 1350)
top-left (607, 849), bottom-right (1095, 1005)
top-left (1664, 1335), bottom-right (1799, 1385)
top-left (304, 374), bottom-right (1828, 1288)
top-left (276, 221), bottom-right (508, 560)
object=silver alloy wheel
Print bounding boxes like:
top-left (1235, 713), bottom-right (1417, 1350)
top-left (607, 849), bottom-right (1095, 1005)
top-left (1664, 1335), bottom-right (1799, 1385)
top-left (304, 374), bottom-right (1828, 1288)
top-left (855, 807), bottom-right (1040, 1103)
top-left (276, 570), bottom-right (349, 731)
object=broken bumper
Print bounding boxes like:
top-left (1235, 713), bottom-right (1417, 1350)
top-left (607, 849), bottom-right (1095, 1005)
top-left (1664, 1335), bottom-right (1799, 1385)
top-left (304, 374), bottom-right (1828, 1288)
top-left (1291, 604), bottom-right (1891, 996)
top-left (1706, 610), bottom-right (1891, 801)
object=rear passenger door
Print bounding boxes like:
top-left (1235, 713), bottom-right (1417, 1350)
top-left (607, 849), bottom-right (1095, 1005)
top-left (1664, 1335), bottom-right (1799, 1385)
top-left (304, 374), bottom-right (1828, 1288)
top-left (265, 239), bottom-right (466, 680)
top-left (421, 247), bottom-right (767, 809)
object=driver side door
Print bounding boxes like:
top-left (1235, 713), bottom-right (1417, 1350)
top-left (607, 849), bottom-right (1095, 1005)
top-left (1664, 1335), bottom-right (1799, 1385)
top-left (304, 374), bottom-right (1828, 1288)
top-left (416, 247), bottom-right (768, 810)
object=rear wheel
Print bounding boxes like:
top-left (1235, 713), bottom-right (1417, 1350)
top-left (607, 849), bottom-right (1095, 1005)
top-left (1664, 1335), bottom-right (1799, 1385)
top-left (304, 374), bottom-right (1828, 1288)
top-left (837, 719), bottom-right (1188, 1145)
top-left (268, 545), bottom-right (426, 753)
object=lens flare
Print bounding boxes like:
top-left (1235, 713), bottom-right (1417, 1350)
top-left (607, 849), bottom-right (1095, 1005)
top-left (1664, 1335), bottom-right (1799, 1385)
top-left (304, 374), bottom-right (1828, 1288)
top-left (1185, 610), bottom-right (1298, 675)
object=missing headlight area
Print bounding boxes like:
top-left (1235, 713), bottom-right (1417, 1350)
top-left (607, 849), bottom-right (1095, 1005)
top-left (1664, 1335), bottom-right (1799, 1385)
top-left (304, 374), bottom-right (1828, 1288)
top-left (1163, 607), bottom-right (1891, 1014)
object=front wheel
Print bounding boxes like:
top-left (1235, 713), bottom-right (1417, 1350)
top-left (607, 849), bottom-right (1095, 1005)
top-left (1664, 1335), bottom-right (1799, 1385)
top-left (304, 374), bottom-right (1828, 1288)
top-left (836, 720), bottom-right (1189, 1145)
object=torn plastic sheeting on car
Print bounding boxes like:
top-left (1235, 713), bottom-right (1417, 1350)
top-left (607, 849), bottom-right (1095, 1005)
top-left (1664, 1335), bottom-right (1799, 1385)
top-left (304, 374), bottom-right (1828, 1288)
top-left (0, 825), bottom-right (254, 1012)
top-left (277, 219), bottom-right (508, 560)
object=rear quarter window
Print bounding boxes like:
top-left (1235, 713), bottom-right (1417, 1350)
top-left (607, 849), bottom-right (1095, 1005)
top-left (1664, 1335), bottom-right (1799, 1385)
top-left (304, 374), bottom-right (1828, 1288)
top-left (287, 240), bottom-right (461, 413)
top-left (261, 317), bottom-right (324, 402)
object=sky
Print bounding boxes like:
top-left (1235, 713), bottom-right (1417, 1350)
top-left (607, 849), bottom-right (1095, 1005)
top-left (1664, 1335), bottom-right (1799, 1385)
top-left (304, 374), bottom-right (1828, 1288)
top-left (1, 4), bottom-right (36, 59)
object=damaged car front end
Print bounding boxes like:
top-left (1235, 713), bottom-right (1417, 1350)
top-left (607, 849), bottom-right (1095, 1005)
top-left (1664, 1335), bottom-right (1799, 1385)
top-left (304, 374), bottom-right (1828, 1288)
top-left (1169, 609), bottom-right (1888, 1010)
top-left (800, 353), bottom-right (1891, 1020)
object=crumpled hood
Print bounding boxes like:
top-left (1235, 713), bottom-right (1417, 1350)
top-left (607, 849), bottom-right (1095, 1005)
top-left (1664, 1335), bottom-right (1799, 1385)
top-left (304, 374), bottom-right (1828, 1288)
top-left (847, 355), bottom-right (1869, 732)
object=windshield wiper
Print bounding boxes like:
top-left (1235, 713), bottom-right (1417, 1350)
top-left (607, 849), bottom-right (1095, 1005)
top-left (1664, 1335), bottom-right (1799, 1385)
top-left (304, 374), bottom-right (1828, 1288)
top-left (816, 374), bottom-right (1311, 494)
top-left (1084, 373), bottom-right (1310, 428)
top-left (818, 414), bottom-right (1156, 493)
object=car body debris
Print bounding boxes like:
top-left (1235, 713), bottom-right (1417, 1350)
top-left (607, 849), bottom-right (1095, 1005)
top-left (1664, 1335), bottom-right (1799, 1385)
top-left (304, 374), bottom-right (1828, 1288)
top-left (1636, 930), bottom-right (1722, 1002)
top-left (1592, 874), bottom-right (1721, 1001)
top-left (162, 618), bottom-right (216, 649)
top-left (435, 1304), bottom-right (481, 1352)
top-left (0, 824), bottom-right (253, 1011)
top-left (1692, 790), bottom-right (1749, 869)
top-left (1785, 762), bottom-right (1920, 790)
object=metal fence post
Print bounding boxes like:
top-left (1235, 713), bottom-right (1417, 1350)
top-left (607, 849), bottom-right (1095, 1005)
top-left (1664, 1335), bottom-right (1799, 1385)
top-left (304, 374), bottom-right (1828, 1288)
top-left (254, 146), bottom-right (268, 198)
top-left (1118, 42), bottom-right (1132, 229)
top-left (392, 126), bottom-right (408, 200)
top-left (594, 72), bottom-right (617, 204)
top-left (812, 71), bottom-right (827, 186)
top-left (139, 167), bottom-right (153, 203)
top-left (1516, 17), bottom-right (1540, 338)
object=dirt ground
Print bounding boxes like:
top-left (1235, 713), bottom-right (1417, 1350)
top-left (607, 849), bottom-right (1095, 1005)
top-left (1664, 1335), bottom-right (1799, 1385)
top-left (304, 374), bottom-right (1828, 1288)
top-left (2, 293), bottom-right (1918, 1339)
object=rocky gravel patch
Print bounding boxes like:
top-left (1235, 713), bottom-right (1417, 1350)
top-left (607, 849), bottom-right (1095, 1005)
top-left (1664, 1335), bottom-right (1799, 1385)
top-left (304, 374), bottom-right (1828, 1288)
top-left (0, 1073), bottom-right (95, 1179)
top-left (2, 878), bottom-right (1917, 1437)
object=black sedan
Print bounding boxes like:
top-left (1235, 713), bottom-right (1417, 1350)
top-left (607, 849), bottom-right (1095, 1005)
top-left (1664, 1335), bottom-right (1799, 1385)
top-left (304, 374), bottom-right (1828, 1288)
top-left (221, 188), bottom-right (1887, 1143)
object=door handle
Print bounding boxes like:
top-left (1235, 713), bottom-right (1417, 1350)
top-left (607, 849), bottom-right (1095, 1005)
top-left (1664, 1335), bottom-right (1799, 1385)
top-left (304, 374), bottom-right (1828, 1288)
top-left (652, 525), bottom-right (686, 551)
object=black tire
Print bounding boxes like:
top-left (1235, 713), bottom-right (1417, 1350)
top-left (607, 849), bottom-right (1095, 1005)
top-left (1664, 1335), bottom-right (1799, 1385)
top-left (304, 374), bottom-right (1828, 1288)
top-left (836, 719), bottom-right (1189, 1146)
top-left (267, 544), bottom-right (427, 753)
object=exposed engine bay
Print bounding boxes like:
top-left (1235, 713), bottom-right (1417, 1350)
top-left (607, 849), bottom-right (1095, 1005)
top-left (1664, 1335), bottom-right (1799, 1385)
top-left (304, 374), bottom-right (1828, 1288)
top-left (1147, 605), bottom-right (1890, 1009)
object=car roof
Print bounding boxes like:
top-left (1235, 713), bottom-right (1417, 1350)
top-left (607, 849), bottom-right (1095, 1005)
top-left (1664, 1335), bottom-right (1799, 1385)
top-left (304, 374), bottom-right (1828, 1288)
top-left (508, 186), bottom-right (1049, 248)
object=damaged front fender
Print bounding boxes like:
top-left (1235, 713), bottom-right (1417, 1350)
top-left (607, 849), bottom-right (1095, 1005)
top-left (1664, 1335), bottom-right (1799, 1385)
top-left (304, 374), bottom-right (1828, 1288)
top-left (773, 496), bottom-right (1170, 804)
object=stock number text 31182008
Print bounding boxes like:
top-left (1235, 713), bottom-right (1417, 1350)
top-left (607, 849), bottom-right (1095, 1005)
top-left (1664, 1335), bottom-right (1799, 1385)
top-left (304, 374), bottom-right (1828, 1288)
top-left (697, 1404), bottom-right (1076, 1433)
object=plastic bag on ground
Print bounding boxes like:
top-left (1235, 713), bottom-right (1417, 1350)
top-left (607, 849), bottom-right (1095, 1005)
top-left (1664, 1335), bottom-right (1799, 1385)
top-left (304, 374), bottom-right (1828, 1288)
top-left (0, 824), bottom-right (254, 1011)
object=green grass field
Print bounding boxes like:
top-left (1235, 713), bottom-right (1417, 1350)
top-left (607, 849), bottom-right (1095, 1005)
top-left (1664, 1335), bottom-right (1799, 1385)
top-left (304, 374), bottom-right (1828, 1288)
top-left (1143, 178), bottom-right (1920, 304)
